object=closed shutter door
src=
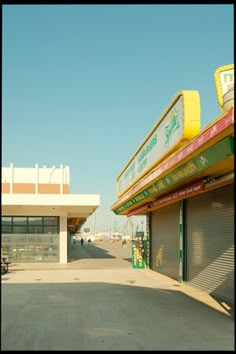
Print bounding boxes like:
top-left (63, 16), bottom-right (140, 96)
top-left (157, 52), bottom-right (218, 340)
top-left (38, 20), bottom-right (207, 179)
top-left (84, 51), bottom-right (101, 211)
top-left (186, 184), bottom-right (234, 303)
top-left (151, 202), bottom-right (179, 280)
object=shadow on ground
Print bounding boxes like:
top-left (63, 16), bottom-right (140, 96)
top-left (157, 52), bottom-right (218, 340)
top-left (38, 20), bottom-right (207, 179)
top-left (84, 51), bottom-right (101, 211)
top-left (1, 282), bottom-right (234, 351)
top-left (69, 243), bottom-right (116, 260)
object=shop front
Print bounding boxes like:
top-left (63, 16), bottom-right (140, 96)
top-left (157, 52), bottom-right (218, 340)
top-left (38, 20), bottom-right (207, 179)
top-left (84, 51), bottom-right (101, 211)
top-left (111, 68), bottom-right (234, 304)
top-left (185, 183), bottom-right (234, 303)
top-left (1, 165), bottom-right (100, 264)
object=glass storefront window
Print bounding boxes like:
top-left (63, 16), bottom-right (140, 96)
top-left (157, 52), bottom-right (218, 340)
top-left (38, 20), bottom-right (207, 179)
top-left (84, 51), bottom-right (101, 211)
top-left (2, 217), bottom-right (12, 224)
top-left (1, 216), bottom-right (59, 234)
top-left (2, 225), bottom-right (12, 233)
top-left (2, 233), bottom-right (59, 262)
top-left (28, 217), bottom-right (43, 225)
top-left (2, 235), bottom-right (13, 243)
top-left (13, 217), bottom-right (27, 225)
top-left (27, 235), bottom-right (43, 243)
top-left (44, 226), bottom-right (58, 234)
top-left (44, 217), bottom-right (58, 225)
top-left (13, 225), bottom-right (28, 234)
top-left (1, 216), bottom-right (60, 263)
top-left (28, 225), bottom-right (43, 234)
top-left (15, 235), bottom-right (28, 243)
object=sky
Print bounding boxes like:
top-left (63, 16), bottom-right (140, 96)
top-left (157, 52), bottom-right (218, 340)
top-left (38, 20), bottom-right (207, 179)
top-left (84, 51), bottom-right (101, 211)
top-left (2, 4), bottom-right (234, 233)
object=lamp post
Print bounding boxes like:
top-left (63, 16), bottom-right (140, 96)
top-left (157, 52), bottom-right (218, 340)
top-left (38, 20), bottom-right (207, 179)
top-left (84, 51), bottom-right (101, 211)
top-left (131, 221), bottom-right (134, 240)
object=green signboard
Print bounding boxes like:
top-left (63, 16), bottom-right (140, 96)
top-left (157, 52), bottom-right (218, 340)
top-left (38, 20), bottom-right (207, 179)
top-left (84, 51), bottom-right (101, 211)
top-left (114, 136), bottom-right (234, 214)
top-left (132, 239), bottom-right (145, 269)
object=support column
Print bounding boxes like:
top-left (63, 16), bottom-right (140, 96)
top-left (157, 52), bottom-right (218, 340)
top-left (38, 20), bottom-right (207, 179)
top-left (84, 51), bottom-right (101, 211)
top-left (59, 216), bottom-right (68, 264)
top-left (35, 164), bottom-right (39, 194)
top-left (60, 164), bottom-right (63, 195)
top-left (10, 163), bottom-right (13, 194)
top-left (145, 213), bottom-right (150, 269)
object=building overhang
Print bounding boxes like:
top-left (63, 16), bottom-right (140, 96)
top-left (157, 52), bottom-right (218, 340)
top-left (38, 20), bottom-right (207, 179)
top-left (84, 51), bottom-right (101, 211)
top-left (2, 194), bottom-right (100, 218)
top-left (111, 108), bottom-right (234, 216)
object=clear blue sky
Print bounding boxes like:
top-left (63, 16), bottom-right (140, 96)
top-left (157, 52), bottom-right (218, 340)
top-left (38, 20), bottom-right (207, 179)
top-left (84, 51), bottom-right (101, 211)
top-left (2, 4), bottom-right (234, 233)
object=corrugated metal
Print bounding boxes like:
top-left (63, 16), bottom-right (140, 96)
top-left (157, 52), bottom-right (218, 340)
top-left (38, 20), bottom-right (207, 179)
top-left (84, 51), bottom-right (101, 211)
top-left (151, 202), bottom-right (179, 280)
top-left (186, 184), bottom-right (234, 303)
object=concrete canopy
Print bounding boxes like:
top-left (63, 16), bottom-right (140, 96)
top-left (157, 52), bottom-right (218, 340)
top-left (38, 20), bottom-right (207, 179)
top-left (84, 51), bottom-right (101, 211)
top-left (2, 194), bottom-right (100, 218)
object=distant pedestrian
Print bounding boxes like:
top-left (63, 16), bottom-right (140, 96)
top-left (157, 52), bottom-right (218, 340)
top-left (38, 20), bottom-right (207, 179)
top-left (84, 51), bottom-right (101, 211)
top-left (80, 238), bottom-right (84, 246)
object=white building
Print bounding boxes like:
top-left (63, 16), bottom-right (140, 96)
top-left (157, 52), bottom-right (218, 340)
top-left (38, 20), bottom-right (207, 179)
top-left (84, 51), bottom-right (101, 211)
top-left (1, 164), bottom-right (100, 264)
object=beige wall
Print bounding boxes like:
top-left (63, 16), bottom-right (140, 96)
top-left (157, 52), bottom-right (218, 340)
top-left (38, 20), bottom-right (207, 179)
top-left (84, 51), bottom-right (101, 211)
top-left (2, 183), bottom-right (10, 193)
top-left (2, 183), bottom-right (69, 195)
top-left (2, 164), bottom-right (70, 195)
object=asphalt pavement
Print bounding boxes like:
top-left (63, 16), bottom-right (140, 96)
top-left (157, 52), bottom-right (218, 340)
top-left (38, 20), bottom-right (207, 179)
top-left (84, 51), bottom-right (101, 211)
top-left (1, 240), bottom-right (234, 351)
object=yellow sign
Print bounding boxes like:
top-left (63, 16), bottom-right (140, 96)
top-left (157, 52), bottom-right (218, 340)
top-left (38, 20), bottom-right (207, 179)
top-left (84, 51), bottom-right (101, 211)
top-left (116, 90), bottom-right (200, 198)
top-left (214, 64), bottom-right (234, 112)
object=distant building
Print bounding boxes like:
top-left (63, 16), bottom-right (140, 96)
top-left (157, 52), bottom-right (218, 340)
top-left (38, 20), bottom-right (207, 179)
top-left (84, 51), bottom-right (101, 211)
top-left (1, 164), bottom-right (100, 264)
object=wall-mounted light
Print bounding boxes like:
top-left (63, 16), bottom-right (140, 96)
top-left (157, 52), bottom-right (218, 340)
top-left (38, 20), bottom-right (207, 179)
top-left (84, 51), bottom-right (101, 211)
top-left (203, 177), bottom-right (215, 184)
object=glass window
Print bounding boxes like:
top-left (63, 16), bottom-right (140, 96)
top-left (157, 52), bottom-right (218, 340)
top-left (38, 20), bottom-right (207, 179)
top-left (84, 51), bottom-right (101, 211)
top-left (15, 235), bottom-right (28, 243)
top-left (2, 217), bottom-right (12, 225)
top-left (1, 216), bottom-right (59, 234)
top-left (1, 216), bottom-right (60, 263)
top-left (44, 226), bottom-right (58, 234)
top-left (2, 245), bottom-right (13, 253)
top-left (28, 235), bottom-right (43, 243)
top-left (2, 235), bottom-right (13, 243)
top-left (2, 225), bottom-right (12, 233)
top-left (2, 230), bottom-right (59, 263)
top-left (28, 225), bottom-right (43, 234)
top-left (13, 225), bottom-right (28, 234)
top-left (13, 217), bottom-right (27, 225)
top-left (43, 217), bottom-right (58, 226)
top-left (28, 217), bottom-right (43, 225)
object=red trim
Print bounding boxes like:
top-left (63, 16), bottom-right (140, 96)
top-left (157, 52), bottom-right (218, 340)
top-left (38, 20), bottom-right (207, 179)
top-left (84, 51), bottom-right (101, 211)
top-left (127, 203), bottom-right (149, 217)
top-left (127, 180), bottom-right (205, 216)
top-left (152, 180), bottom-right (205, 207)
top-left (112, 109), bottom-right (233, 209)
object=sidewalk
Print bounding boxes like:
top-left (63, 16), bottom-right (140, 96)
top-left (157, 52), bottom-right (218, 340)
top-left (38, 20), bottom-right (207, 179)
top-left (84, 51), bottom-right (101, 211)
top-left (2, 265), bottom-right (234, 350)
top-left (3, 261), bottom-right (233, 319)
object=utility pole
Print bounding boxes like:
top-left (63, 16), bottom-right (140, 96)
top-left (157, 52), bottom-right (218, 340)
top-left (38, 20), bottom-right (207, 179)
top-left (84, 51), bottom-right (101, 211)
top-left (93, 212), bottom-right (96, 235)
top-left (114, 220), bottom-right (117, 233)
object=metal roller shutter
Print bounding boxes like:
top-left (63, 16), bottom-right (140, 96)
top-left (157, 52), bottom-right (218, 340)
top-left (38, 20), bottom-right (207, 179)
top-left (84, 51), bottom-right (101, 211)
top-left (186, 184), bottom-right (234, 303)
top-left (151, 202), bottom-right (179, 280)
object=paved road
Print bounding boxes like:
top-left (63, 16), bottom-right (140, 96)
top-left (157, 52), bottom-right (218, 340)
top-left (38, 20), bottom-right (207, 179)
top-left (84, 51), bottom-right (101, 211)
top-left (1, 241), bottom-right (234, 351)
top-left (69, 239), bottom-right (133, 269)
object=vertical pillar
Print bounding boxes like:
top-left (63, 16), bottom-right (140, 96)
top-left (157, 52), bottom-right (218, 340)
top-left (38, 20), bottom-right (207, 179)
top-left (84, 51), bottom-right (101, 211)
top-left (178, 200), bottom-right (183, 282)
top-left (35, 164), bottom-right (39, 194)
top-left (2, 169), bottom-right (6, 182)
top-left (59, 216), bottom-right (68, 264)
top-left (93, 212), bottom-right (96, 234)
top-left (145, 213), bottom-right (150, 269)
top-left (10, 163), bottom-right (13, 194)
top-left (60, 164), bottom-right (63, 194)
top-left (65, 166), bottom-right (70, 192)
